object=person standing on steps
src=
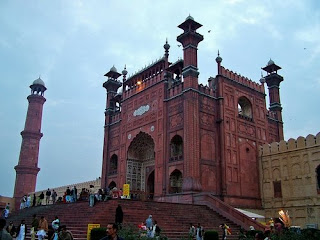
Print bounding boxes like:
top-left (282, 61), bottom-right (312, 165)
top-left (100, 223), bottom-right (124, 240)
top-left (58, 226), bottom-right (73, 240)
top-left (51, 190), bottom-right (57, 204)
top-left (37, 216), bottom-right (48, 240)
top-left (115, 204), bottom-right (123, 229)
top-left (31, 214), bottom-right (39, 240)
top-left (16, 220), bottom-right (27, 240)
top-left (6, 221), bottom-right (16, 238)
top-left (189, 223), bottom-right (196, 239)
top-left (196, 223), bottom-right (204, 240)
top-left (145, 215), bottom-right (153, 238)
top-left (46, 188), bottom-right (51, 205)
top-left (38, 192), bottom-right (44, 206)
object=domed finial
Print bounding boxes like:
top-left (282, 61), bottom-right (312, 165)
top-left (186, 14), bottom-right (194, 21)
top-left (259, 72), bottom-right (265, 84)
top-left (122, 65), bottom-right (128, 76)
top-left (215, 50), bottom-right (222, 63)
top-left (164, 38), bottom-right (170, 50)
top-left (110, 65), bottom-right (117, 72)
top-left (32, 76), bottom-right (46, 87)
top-left (267, 58), bottom-right (274, 66)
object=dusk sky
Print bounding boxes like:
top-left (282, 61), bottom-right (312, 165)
top-left (1, 0), bottom-right (319, 197)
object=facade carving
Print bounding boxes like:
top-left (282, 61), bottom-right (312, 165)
top-left (260, 132), bottom-right (320, 227)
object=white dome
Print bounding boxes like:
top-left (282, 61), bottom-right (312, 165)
top-left (33, 77), bottom-right (45, 86)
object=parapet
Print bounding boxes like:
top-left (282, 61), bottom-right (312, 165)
top-left (219, 65), bottom-right (264, 93)
top-left (260, 132), bottom-right (320, 156)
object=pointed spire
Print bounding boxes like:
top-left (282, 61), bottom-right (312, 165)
top-left (215, 50), bottom-right (222, 63)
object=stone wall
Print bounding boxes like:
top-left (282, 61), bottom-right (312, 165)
top-left (31, 178), bottom-right (101, 204)
top-left (259, 132), bottom-right (320, 228)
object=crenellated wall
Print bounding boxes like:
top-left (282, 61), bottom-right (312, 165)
top-left (219, 66), bottom-right (265, 93)
top-left (259, 132), bottom-right (320, 228)
top-left (260, 132), bottom-right (320, 155)
top-left (198, 83), bottom-right (215, 97)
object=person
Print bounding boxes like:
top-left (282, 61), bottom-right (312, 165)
top-left (2, 204), bottom-right (10, 219)
top-left (16, 220), bottom-right (27, 240)
top-left (0, 219), bottom-right (12, 240)
top-left (72, 186), bottom-right (77, 202)
top-left (46, 188), bottom-right (51, 205)
top-left (51, 190), bottom-right (57, 204)
top-left (4, 203), bottom-right (10, 218)
top-left (219, 223), bottom-right (227, 240)
top-left (145, 215), bottom-right (153, 238)
top-left (100, 223), bottom-right (124, 240)
top-left (38, 192), bottom-right (44, 206)
top-left (196, 223), bottom-right (204, 240)
top-left (89, 189), bottom-right (95, 207)
top-left (66, 187), bottom-right (71, 202)
top-left (189, 223), bottom-right (196, 239)
top-left (32, 194), bottom-right (36, 207)
top-left (37, 216), bottom-right (48, 240)
top-left (153, 220), bottom-right (161, 239)
top-left (20, 195), bottom-right (27, 209)
top-left (26, 194), bottom-right (31, 208)
top-left (115, 205), bottom-right (123, 229)
top-left (6, 222), bottom-right (16, 238)
top-left (31, 214), bottom-right (39, 240)
top-left (52, 216), bottom-right (60, 231)
top-left (58, 225), bottom-right (73, 240)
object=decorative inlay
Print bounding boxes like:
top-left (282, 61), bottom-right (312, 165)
top-left (133, 105), bottom-right (150, 117)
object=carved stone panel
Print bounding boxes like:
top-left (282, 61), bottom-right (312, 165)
top-left (169, 113), bottom-right (183, 129)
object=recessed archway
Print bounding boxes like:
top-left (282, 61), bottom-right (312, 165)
top-left (126, 132), bottom-right (155, 193)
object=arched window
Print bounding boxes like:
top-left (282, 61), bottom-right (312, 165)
top-left (109, 154), bottom-right (118, 175)
top-left (170, 135), bottom-right (183, 162)
top-left (169, 170), bottom-right (183, 194)
top-left (316, 165), bottom-right (320, 193)
top-left (238, 96), bottom-right (252, 120)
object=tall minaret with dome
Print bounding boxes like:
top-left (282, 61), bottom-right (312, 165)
top-left (13, 77), bottom-right (47, 210)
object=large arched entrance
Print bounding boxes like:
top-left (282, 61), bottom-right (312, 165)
top-left (126, 132), bottom-right (155, 195)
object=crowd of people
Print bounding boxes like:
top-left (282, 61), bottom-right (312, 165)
top-left (0, 214), bottom-right (74, 240)
top-left (15, 186), bottom-right (127, 211)
top-left (138, 214), bottom-right (161, 238)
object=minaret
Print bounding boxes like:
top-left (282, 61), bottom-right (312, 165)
top-left (262, 59), bottom-right (284, 140)
top-left (177, 16), bottom-right (203, 192)
top-left (177, 15), bottom-right (203, 89)
top-left (13, 77), bottom-right (47, 210)
top-left (101, 66), bottom-right (122, 189)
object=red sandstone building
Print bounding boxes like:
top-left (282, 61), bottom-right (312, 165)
top-left (12, 16), bottom-right (284, 211)
top-left (101, 16), bottom-right (284, 208)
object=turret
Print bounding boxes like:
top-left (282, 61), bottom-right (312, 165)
top-left (103, 66), bottom-right (122, 114)
top-left (177, 15), bottom-right (204, 89)
top-left (262, 59), bottom-right (284, 140)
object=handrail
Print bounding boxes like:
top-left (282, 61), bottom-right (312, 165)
top-left (193, 193), bottom-right (265, 231)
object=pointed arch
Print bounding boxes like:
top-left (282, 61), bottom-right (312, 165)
top-left (238, 96), bottom-right (252, 119)
top-left (169, 169), bottom-right (183, 193)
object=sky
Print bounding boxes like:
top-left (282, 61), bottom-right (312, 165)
top-left (1, 0), bottom-right (320, 197)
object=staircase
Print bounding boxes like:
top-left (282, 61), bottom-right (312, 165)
top-left (8, 199), bottom-right (241, 239)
